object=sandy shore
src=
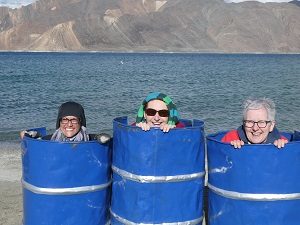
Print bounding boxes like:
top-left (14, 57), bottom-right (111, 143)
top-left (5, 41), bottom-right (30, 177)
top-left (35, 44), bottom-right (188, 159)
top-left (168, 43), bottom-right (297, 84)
top-left (0, 181), bottom-right (22, 225)
top-left (0, 142), bottom-right (23, 225)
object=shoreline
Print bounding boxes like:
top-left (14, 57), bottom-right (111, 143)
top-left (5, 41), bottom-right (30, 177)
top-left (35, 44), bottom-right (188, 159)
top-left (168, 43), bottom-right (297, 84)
top-left (1, 50), bottom-right (300, 55)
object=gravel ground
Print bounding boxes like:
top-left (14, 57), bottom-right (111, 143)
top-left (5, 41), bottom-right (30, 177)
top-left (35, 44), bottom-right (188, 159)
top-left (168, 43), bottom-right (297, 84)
top-left (0, 142), bottom-right (23, 225)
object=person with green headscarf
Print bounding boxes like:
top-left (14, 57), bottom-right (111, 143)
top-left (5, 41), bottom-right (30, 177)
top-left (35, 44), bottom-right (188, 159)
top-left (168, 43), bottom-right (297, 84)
top-left (135, 92), bottom-right (185, 132)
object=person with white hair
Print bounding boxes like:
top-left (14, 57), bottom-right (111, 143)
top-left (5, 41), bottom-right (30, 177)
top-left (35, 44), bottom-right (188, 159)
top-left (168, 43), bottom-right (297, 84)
top-left (222, 98), bottom-right (288, 149)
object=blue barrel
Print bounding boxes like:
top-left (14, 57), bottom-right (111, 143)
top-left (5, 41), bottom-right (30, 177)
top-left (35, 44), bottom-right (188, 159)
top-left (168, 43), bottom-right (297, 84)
top-left (207, 132), bottom-right (300, 225)
top-left (111, 117), bottom-right (205, 224)
top-left (21, 128), bottom-right (111, 225)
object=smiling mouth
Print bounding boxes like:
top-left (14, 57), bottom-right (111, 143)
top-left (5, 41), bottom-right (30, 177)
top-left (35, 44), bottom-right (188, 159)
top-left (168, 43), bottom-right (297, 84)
top-left (251, 133), bottom-right (264, 138)
top-left (152, 123), bottom-right (162, 126)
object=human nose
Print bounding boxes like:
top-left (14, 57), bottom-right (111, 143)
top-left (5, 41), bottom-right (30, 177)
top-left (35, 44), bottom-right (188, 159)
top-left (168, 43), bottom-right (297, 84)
top-left (154, 112), bottom-right (160, 120)
top-left (67, 120), bottom-right (74, 126)
top-left (252, 122), bottom-right (259, 130)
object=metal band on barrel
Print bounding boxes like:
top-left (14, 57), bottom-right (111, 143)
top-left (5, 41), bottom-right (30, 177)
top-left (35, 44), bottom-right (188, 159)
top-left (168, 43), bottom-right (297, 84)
top-left (22, 179), bottom-right (111, 195)
top-left (208, 183), bottom-right (300, 201)
top-left (112, 165), bottom-right (205, 183)
top-left (110, 209), bottom-right (203, 225)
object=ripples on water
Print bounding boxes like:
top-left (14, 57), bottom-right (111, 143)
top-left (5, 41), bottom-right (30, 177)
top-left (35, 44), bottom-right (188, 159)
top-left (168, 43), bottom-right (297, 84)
top-left (0, 52), bottom-right (299, 142)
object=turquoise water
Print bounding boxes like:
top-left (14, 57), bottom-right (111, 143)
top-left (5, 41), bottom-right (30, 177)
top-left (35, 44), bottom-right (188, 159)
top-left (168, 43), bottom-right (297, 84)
top-left (0, 52), bottom-right (299, 142)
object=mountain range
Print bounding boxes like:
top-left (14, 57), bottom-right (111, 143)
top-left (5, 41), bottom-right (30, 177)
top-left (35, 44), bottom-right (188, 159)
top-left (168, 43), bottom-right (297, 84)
top-left (0, 0), bottom-right (299, 52)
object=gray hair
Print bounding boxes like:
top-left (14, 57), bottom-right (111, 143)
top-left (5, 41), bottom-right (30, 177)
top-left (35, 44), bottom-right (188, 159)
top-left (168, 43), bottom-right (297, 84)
top-left (243, 98), bottom-right (276, 121)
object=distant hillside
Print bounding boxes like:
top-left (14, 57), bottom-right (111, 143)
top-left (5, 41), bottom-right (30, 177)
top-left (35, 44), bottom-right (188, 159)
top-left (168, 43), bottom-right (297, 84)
top-left (291, 0), bottom-right (300, 6)
top-left (0, 0), bottom-right (299, 52)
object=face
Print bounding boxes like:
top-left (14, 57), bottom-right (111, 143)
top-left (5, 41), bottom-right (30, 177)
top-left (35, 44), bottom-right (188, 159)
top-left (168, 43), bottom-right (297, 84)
top-left (60, 116), bottom-right (81, 138)
top-left (144, 100), bottom-right (169, 128)
top-left (244, 108), bottom-right (275, 144)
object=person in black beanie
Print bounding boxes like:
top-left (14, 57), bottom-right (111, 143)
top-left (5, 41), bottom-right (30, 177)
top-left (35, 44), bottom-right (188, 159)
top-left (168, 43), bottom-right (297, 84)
top-left (51, 101), bottom-right (89, 141)
top-left (20, 101), bottom-right (110, 143)
top-left (55, 101), bottom-right (86, 130)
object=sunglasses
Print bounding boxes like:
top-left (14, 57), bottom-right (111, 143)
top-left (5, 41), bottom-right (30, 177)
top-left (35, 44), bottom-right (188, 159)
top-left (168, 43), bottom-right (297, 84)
top-left (145, 108), bottom-right (169, 117)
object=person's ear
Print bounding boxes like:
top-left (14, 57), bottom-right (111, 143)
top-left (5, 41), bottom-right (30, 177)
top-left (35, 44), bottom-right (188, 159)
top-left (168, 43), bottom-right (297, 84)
top-left (269, 120), bottom-right (276, 132)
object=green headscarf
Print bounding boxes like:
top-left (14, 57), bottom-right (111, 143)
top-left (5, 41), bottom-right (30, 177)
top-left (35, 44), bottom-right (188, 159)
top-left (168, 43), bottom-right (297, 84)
top-left (136, 92), bottom-right (180, 125)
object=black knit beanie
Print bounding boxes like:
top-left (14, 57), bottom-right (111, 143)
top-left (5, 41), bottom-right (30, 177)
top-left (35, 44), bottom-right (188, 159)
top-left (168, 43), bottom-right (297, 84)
top-left (56, 101), bottom-right (86, 129)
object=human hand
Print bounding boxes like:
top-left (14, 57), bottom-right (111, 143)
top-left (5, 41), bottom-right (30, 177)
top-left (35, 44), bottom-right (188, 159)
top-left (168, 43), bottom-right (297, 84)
top-left (20, 130), bottom-right (39, 139)
top-left (96, 133), bottom-right (111, 144)
top-left (273, 138), bottom-right (288, 149)
top-left (160, 124), bottom-right (176, 133)
top-left (136, 122), bottom-right (151, 131)
top-left (230, 140), bottom-right (245, 149)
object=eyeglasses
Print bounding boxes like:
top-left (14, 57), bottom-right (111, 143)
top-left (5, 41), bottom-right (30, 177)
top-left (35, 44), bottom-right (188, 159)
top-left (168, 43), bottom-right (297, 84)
top-left (61, 118), bottom-right (80, 125)
top-left (243, 120), bottom-right (271, 128)
top-left (145, 108), bottom-right (169, 117)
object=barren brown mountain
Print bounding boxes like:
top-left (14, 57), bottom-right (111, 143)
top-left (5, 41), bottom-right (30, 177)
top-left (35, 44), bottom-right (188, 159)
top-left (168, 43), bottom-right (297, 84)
top-left (0, 0), bottom-right (299, 52)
